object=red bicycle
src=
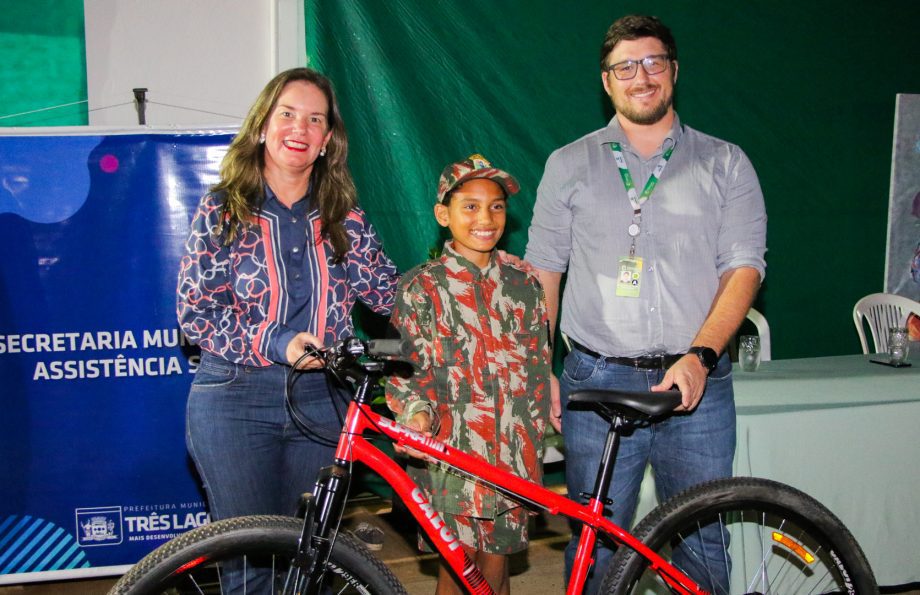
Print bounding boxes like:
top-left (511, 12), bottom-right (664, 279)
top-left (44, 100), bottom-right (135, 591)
top-left (110, 337), bottom-right (877, 594)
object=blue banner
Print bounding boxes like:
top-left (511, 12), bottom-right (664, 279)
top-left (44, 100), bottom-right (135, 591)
top-left (0, 129), bottom-right (235, 582)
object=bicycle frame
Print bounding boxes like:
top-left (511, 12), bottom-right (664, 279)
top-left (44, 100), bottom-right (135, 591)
top-left (328, 399), bottom-right (705, 595)
top-left (112, 339), bottom-right (873, 595)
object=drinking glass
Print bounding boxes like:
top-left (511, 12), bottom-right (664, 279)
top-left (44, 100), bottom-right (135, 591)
top-left (887, 326), bottom-right (910, 365)
top-left (738, 335), bottom-right (761, 372)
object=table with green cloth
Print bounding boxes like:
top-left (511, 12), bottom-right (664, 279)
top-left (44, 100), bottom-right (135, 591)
top-left (631, 354), bottom-right (920, 587)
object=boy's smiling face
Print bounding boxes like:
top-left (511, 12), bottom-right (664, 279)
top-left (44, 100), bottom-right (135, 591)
top-left (435, 178), bottom-right (507, 269)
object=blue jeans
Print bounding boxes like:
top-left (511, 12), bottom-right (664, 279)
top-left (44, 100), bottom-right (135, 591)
top-left (560, 348), bottom-right (736, 594)
top-left (186, 353), bottom-right (345, 520)
top-left (186, 354), bottom-right (346, 593)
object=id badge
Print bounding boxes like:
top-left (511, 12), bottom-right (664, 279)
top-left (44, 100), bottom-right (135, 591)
top-left (616, 256), bottom-right (642, 297)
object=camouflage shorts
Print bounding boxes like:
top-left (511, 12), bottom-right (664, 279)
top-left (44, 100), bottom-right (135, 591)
top-left (420, 506), bottom-right (530, 555)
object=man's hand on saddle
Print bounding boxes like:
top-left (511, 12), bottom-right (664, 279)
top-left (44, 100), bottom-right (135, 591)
top-left (652, 354), bottom-right (708, 411)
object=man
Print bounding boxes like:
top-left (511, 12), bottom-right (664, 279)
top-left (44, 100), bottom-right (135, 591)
top-left (525, 14), bottom-right (767, 593)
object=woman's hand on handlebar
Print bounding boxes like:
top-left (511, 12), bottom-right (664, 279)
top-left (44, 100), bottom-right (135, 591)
top-left (286, 332), bottom-right (325, 369)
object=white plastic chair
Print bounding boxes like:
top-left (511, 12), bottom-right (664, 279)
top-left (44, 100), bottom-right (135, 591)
top-left (852, 292), bottom-right (920, 354)
top-left (743, 307), bottom-right (771, 361)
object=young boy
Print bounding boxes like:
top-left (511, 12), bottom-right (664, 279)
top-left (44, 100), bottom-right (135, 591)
top-left (386, 154), bottom-right (551, 595)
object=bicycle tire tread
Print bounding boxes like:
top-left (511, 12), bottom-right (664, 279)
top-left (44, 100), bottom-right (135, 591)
top-left (110, 515), bottom-right (297, 593)
top-left (109, 515), bottom-right (407, 595)
top-left (602, 476), bottom-right (878, 594)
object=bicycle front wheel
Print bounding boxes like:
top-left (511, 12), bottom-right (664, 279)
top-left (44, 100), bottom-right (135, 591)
top-left (108, 515), bottom-right (407, 595)
top-left (602, 477), bottom-right (877, 594)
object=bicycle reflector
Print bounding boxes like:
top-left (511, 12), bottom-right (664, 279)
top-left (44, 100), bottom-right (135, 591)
top-left (771, 531), bottom-right (816, 564)
top-left (172, 555), bottom-right (209, 575)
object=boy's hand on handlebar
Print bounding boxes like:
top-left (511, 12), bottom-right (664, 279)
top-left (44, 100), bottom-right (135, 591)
top-left (652, 355), bottom-right (707, 411)
top-left (395, 411), bottom-right (434, 461)
top-left (286, 332), bottom-right (325, 369)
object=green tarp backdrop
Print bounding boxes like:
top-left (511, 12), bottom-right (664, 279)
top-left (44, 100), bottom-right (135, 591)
top-left (3, 1), bottom-right (920, 358)
top-left (306, 0), bottom-right (920, 359)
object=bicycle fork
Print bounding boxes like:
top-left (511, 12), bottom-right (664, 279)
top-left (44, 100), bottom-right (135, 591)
top-left (284, 361), bottom-right (374, 594)
top-left (285, 464), bottom-right (352, 595)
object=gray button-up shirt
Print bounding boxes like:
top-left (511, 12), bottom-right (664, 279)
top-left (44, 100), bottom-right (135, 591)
top-left (525, 115), bottom-right (767, 357)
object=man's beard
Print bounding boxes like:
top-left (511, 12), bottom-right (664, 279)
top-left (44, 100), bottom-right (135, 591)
top-left (615, 85), bottom-right (673, 125)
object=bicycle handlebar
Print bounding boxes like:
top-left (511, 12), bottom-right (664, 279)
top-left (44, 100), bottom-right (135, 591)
top-left (365, 338), bottom-right (412, 358)
top-left (311, 336), bottom-right (414, 382)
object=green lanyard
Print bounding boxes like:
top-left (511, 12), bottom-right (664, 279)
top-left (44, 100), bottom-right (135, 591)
top-left (610, 142), bottom-right (675, 256)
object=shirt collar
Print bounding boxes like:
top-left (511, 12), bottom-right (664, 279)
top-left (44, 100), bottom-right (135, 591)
top-left (262, 181), bottom-right (312, 214)
top-left (441, 240), bottom-right (500, 279)
top-left (599, 113), bottom-right (683, 157)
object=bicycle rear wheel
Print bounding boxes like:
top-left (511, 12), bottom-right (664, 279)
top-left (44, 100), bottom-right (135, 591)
top-left (108, 515), bottom-right (406, 595)
top-left (602, 477), bottom-right (877, 594)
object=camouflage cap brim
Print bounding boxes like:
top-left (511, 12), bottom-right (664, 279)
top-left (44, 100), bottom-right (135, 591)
top-left (437, 154), bottom-right (520, 204)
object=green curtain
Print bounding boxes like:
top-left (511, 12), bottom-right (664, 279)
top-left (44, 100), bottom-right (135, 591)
top-left (0, 0), bottom-right (87, 127)
top-left (306, 0), bottom-right (920, 359)
top-left (3, 2), bottom-right (919, 355)
top-left (306, 1), bottom-right (605, 270)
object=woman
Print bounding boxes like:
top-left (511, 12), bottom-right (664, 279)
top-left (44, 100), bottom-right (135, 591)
top-left (177, 68), bottom-right (398, 524)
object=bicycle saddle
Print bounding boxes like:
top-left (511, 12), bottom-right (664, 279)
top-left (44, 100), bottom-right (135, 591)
top-left (567, 388), bottom-right (682, 420)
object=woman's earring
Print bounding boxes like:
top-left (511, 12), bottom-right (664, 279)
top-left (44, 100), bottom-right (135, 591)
top-left (259, 133), bottom-right (266, 144)
top-left (319, 146), bottom-right (326, 157)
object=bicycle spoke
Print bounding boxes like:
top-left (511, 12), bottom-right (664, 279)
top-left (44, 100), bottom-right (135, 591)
top-left (603, 478), bottom-right (876, 594)
top-left (109, 516), bottom-right (406, 595)
top-left (187, 573), bottom-right (205, 595)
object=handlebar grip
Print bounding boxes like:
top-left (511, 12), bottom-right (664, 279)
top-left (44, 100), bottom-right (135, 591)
top-left (366, 338), bottom-right (411, 358)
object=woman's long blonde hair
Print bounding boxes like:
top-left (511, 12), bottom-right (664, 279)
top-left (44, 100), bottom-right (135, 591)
top-left (212, 68), bottom-right (356, 260)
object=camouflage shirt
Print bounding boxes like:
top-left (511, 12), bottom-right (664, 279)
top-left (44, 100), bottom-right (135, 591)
top-left (386, 241), bottom-right (551, 518)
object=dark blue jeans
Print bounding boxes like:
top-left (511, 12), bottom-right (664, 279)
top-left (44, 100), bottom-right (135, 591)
top-left (186, 354), bottom-right (346, 593)
top-left (560, 348), bottom-right (736, 594)
top-left (186, 353), bottom-right (345, 520)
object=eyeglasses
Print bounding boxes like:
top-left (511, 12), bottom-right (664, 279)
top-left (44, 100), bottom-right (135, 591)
top-left (606, 54), bottom-right (671, 80)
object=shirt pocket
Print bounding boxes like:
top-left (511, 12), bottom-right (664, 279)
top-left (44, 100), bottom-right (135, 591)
top-left (434, 335), bottom-right (475, 405)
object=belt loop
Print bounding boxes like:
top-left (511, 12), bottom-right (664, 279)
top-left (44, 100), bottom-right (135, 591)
top-left (594, 352), bottom-right (607, 372)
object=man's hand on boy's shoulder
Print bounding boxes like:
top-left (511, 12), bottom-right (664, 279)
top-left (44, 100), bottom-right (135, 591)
top-left (496, 249), bottom-right (522, 266)
top-left (496, 250), bottom-right (534, 273)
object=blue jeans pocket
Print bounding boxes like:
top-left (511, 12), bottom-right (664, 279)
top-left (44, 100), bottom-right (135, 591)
top-left (708, 354), bottom-right (733, 382)
top-left (192, 354), bottom-right (238, 388)
top-left (561, 350), bottom-right (601, 384)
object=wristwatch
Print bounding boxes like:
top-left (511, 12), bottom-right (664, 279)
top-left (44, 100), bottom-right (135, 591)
top-left (687, 346), bottom-right (719, 373)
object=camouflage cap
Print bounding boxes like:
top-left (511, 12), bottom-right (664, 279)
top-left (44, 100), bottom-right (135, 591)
top-left (436, 154), bottom-right (520, 205)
